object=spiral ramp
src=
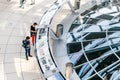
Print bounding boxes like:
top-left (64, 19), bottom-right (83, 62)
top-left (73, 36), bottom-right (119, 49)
top-left (1, 0), bottom-right (120, 80)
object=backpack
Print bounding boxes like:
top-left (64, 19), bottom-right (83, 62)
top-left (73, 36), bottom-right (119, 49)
top-left (22, 40), bottom-right (26, 48)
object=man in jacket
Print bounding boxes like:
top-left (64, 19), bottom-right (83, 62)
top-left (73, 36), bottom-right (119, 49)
top-left (20, 0), bottom-right (26, 8)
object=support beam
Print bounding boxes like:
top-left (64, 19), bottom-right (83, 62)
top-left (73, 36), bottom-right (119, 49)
top-left (74, 0), bottom-right (81, 13)
top-left (67, 1), bottom-right (75, 13)
top-left (49, 28), bottom-right (59, 40)
top-left (85, 43), bottom-right (120, 54)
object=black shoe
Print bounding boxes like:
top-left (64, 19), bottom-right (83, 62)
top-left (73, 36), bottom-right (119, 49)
top-left (19, 6), bottom-right (24, 9)
top-left (29, 55), bottom-right (33, 57)
top-left (7, 0), bottom-right (11, 1)
top-left (26, 59), bottom-right (29, 60)
top-left (30, 3), bottom-right (35, 5)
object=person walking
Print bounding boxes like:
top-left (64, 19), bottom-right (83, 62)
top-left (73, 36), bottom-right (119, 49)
top-left (31, 0), bottom-right (35, 5)
top-left (7, 0), bottom-right (11, 2)
top-left (22, 36), bottom-right (32, 60)
top-left (20, 0), bottom-right (26, 8)
top-left (30, 22), bottom-right (37, 45)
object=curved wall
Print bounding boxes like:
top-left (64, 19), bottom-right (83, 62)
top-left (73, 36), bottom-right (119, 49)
top-left (35, 0), bottom-right (68, 80)
top-left (35, 0), bottom-right (109, 80)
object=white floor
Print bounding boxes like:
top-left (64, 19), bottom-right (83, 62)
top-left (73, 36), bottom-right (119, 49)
top-left (0, 0), bottom-right (55, 80)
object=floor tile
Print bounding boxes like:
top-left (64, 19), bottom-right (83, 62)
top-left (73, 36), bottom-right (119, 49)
top-left (0, 0), bottom-right (56, 80)
top-left (6, 45), bottom-right (21, 53)
top-left (4, 63), bottom-right (16, 74)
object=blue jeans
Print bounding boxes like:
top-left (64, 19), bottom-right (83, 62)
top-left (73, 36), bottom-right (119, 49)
top-left (25, 48), bottom-right (30, 60)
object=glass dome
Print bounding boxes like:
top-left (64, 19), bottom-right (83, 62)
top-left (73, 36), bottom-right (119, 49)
top-left (67, 1), bottom-right (120, 80)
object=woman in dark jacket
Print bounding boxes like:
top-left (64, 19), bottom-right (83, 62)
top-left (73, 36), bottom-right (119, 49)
top-left (30, 22), bottom-right (37, 45)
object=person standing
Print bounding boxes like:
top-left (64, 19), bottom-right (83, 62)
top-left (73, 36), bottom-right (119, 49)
top-left (30, 22), bottom-right (37, 45)
top-left (23, 36), bottom-right (32, 60)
